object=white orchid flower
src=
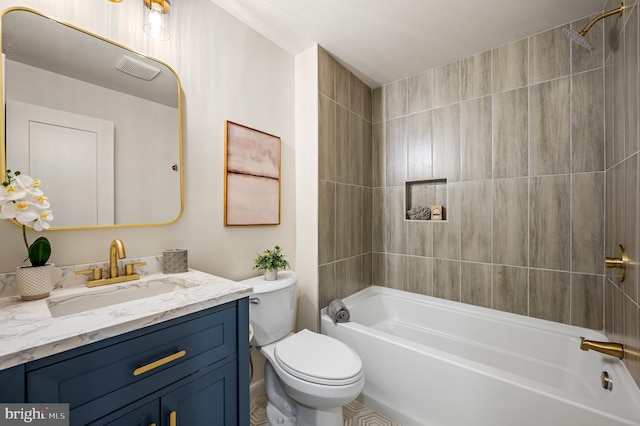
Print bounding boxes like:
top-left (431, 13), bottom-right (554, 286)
top-left (0, 200), bottom-right (37, 224)
top-left (0, 199), bottom-right (23, 219)
top-left (30, 194), bottom-right (51, 210)
top-left (0, 180), bottom-right (27, 201)
top-left (2, 170), bottom-right (53, 267)
top-left (14, 174), bottom-right (43, 197)
top-left (0, 203), bottom-right (13, 219)
top-left (16, 210), bottom-right (39, 227)
top-left (33, 210), bottom-right (53, 231)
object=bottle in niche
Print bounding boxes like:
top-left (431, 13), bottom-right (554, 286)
top-left (431, 205), bottom-right (444, 220)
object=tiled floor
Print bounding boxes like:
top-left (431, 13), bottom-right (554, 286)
top-left (250, 396), bottom-right (401, 426)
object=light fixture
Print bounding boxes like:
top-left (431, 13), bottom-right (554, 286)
top-left (142, 0), bottom-right (171, 41)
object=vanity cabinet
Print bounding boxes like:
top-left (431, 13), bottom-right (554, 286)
top-left (0, 364), bottom-right (25, 402)
top-left (97, 359), bottom-right (237, 425)
top-left (102, 400), bottom-right (159, 426)
top-left (10, 298), bottom-right (249, 426)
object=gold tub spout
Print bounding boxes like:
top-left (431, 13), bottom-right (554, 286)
top-left (580, 337), bottom-right (624, 359)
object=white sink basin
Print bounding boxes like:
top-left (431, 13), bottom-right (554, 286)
top-left (47, 276), bottom-right (198, 317)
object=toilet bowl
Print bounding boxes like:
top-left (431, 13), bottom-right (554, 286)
top-left (243, 271), bottom-right (364, 426)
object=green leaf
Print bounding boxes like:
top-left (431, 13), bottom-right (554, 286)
top-left (29, 236), bottom-right (51, 267)
top-left (252, 245), bottom-right (290, 271)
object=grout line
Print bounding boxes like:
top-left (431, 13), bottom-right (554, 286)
top-left (569, 46), bottom-right (574, 324)
top-left (526, 34), bottom-right (531, 317)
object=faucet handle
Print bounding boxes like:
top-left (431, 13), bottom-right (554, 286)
top-left (125, 262), bottom-right (147, 276)
top-left (605, 244), bottom-right (628, 282)
top-left (75, 268), bottom-right (103, 281)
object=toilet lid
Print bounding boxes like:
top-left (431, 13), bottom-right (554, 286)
top-left (274, 329), bottom-right (363, 386)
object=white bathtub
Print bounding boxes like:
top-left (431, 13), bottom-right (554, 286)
top-left (320, 286), bottom-right (640, 426)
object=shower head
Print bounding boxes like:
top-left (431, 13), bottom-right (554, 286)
top-left (563, 27), bottom-right (593, 50)
top-left (564, 3), bottom-right (624, 50)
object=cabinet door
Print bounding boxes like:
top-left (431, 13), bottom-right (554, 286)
top-left (0, 364), bottom-right (25, 403)
top-left (161, 360), bottom-right (237, 426)
top-left (94, 400), bottom-right (159, 426)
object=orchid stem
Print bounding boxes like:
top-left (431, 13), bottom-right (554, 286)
top-left (22, 225), bottom-right (29, 255)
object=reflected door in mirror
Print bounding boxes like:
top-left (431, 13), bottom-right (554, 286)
top-left (6, 100), bottom-right (115, 227)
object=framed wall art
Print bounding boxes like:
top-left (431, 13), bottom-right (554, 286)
top-left (224, 121), bottom-right (281, 226)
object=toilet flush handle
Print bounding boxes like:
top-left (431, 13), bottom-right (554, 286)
top-left (250, 297), bottom-right (261, 304)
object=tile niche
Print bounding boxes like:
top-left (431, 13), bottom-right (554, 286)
top-left (405, 178), bottom-right (447, 221)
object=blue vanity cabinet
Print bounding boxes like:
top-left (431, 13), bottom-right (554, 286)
top-left (23, 297), bottom-right (249, 426)
top-left (160, 358), bottom-right (238, 425)
top-left (0, 364), bottom-right (25, 403)
top-left (99, 400), bottom-right (160, 426)
top-left (96, 359), bottom-right (238, 426)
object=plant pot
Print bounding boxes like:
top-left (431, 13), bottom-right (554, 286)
top-left (15, 263), bottom-right (55, 301)
top-left (263, 269), bottom-right (278, 281)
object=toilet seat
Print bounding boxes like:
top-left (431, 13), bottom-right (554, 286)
top-left (274, 329), bottom-right (363, 386)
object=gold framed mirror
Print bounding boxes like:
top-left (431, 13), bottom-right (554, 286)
top-left (0, 7), bottom-right (183, 230)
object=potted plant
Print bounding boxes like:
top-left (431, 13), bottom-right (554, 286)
top-left (253, 245), bottom-right (290, 281)
top-left (0, 170), bottom-right (54, 300)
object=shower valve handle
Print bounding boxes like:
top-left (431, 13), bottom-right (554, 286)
top-left (605, 245), bottom-right (628, 283)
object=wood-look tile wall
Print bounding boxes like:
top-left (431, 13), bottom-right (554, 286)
top-left (371, 12), bottom-right (608, 333)
top-left (317, 3), bottom-right (640, 387)
top-left (604, 0), bottom-right (640, 385)
top-left (318, 47), bottom-right (373, 310)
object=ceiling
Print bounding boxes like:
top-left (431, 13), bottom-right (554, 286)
top-left (209, 0), bottom-right (607, 87)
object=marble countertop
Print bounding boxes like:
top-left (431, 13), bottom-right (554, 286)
top-left (0, 267), bottom-right (253, 370)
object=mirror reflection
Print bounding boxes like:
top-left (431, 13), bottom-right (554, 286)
top-left (1, 8), bottom-right (183, 229)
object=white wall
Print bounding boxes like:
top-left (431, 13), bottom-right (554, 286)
top-left (294, 45), bottom-right (319, 332)
top-left (0, 0), bottom-right (296, 283)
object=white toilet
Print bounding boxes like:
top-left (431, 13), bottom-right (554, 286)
top-left (243, 271), bottom-right (364, 426)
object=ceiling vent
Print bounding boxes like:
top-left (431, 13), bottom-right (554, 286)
top-left (115, 55), bottom-right (160, 81)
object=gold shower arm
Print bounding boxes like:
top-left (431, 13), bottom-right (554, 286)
top-left (578, 3), bottom-right (624, 36)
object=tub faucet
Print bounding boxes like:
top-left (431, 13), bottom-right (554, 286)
top-left (580, 337), bottom-right (624, 359)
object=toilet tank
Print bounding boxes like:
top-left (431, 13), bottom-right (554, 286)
top-left (242, 271), bottom-right (297, 347)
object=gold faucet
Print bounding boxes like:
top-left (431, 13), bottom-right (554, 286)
top-left (75, 239), bottom-right (146, 288)
top-left (110, 239), bottom-right (126, 278)
top-left (580, 337), bottom-right (625, 359)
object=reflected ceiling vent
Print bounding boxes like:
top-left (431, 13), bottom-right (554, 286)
top-left (115, 55), bottom-right (160, 80)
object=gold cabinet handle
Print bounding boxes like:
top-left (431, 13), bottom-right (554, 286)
top-left (133, 350), bottom-right (186, 376)
top-left (170, 411), bottom-right (177, 426)
top-left (149, 424), bottom-right (157, 426)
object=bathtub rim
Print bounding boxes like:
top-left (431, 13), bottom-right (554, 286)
top-left (322, 285), bottom-right (607, 341)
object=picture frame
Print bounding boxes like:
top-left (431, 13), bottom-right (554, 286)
top-left (224, 120), bottom-right (281, 226)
